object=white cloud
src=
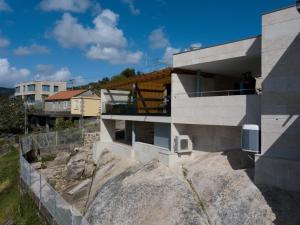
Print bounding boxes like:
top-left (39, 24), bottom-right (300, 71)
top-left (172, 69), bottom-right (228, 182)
top-left (86, 45), bottom-right (142, 64)
top-left (0, 58), bottom-right (30, 87)
top-left (0, 37), bottom-right (10, 47)
top-left (0, 0), bottom-right (11, 11)
top-left (39, 0), bottom-right (91, 13)
top-left (52, 10), bottom-right (142, 64)
top-left (14, 44), bottom-right (50, 56)
top-left (148, 27), bottom-right (169, 49)
top-left (33, 64), bottom-right (86, 86)
top-left (121, 0), bottom-right (140, 15)
top-left (53, 11), bottom-right (127, 49)
top-left (161, 46), bottom-right (180, 65)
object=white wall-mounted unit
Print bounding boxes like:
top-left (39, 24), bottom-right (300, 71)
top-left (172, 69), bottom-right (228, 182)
top-left (174, 135), bottom-right (193, 153)
top-left (241, 124), bottom-right (260, 153)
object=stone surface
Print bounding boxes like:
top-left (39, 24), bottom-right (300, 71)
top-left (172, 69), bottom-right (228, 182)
top-left (54, 151), bottom-right (71, 164)
top-left (31, 162), bottom-right (42, 170)
top-left (183, 151), bottom-right (300, 225)
top-left (66, 152), bottom-right (87, 180)
top-left (85, 154), bottom-right (210, 225)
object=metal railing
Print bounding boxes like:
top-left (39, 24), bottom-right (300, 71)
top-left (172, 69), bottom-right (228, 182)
top-left (174, 89), bottom-right (257, 98)
top-left (20, 156), bottom-right (90, 225)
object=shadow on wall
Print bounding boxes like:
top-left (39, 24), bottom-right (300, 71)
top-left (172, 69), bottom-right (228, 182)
top-left (246, 32), bottom-right (300, 225)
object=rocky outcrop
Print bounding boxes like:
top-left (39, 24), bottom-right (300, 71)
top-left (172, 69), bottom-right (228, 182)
top-left (183, 151), bottom-right (300, 225)
top-left (85, 149), bottom-right (300, 225)
top-left (85, 159), bottom-right (210, 225)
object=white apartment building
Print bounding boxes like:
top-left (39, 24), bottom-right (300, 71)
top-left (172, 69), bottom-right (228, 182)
top-left (14, 81), bottom-right (67, 103)
top-left (97, 5), bottom-right (300, 192)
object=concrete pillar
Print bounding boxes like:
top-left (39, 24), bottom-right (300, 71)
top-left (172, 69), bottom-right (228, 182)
top-left (132, 121), bottom-right (136, 145)
top-left (196, 71), bottom-right (201, 96)
top-left (100, 119), bottom-right (115, 142)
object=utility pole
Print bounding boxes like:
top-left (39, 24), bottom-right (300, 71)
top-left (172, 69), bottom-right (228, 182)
top-left (24, 102), bottom-right (28, 135)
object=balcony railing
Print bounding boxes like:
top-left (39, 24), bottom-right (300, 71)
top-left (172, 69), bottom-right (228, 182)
top-left (102, 99), bottom-right (171, 116)
top-left (174, 89), bottom-right (258, 98)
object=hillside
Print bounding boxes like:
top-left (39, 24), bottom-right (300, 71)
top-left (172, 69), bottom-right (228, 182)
top-left (0, 87), bottom-right (14, 97)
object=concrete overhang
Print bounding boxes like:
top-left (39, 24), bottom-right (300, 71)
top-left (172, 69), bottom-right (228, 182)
top-left (102, 115), bottom-right (171, 123)
top-left (173, 36), bottom-right (261, 77)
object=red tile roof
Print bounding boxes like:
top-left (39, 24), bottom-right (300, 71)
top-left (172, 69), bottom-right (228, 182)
top-left (46, 89), bottom-right (87, 101)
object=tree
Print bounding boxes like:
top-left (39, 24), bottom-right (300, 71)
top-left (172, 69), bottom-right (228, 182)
top-left (0, 96), bottom-right (24, 134)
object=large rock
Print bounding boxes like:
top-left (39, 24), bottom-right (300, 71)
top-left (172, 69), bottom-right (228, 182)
top-left (86, 149), bottom-right (135, 206)
top-left (85, 158), bottom-right (210, 225)
top-left (183, 151), bottom-right (300, 225)
top-left (66, 152), bottom-right (87, 180)
top-left (54, 151), bottom-right (71, 164)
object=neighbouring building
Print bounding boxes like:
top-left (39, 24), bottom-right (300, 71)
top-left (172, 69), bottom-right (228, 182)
top-left (45, 89), bottom-right (100, 117)
top-left (14, 81), bottom-right (67, 103)
top-left (98, 5), bottom-right (300, 192)
top-left (27, 89), bottom-right (100, 131)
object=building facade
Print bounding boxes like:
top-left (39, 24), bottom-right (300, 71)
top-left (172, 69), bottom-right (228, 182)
top-left (14, 81), bottom-right (67, 103)
top-left (98, 5), bottom-right (300, 192)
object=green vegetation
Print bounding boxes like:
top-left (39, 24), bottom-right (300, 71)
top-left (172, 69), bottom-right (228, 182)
top-left (75, 67), bottom-right (142, 95)
top-left (0, 145), bottom-right (43, 225)
top-left (0, 96), bottom-right (25, 134)
top-left (54, 118), bottom-right (79, 131)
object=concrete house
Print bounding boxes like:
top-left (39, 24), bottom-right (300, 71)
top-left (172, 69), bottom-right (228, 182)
top-left (14, 81), bottom-right (67, 103)
top-left (98, 5), bottom-right (300, 192)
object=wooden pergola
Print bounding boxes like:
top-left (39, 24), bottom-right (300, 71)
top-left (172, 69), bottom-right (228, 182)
top-left (101, 67), bottom-right (196, 115)
top-left (100, 67), bottom-right (196, 90)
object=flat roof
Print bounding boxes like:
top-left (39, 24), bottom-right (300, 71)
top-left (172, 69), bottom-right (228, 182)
top-left (174, 35), bottom-right (261, 56)
top-left (15, 80), bottom-right (66, 87)
top-left (262, 4), bottom-right (295, 16)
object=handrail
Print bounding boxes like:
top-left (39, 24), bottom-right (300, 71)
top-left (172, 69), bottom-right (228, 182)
top-left (174, 89), bottom-right (257, 97)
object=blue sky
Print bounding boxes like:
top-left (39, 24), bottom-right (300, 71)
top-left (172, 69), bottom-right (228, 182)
top-left (0, 0), bottom-right (295, 87)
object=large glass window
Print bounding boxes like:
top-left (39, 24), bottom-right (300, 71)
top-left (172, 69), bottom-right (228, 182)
top-left (42, 85), bottom-right (50, 92)
top-left (27, 84), bottom-right (36, 92)
top-left (54, 86), bottom-right (59, 92)
top-left (25, 94), bottom-right (35, 103)
top-left (15, 86), bottom-right (20, 93)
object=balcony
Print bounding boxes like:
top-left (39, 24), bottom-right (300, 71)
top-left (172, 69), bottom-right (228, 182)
top-left (102, 98), bottom-right (171, 116)
top-left (172, 89), bottom-right (261, 126)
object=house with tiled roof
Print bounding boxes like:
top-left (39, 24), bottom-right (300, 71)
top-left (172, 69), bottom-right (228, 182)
top-left (45, 89), bottom-right (100, 117)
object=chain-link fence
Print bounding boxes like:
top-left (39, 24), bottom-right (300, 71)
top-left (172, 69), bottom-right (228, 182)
top-left (20, 120), bottom-right (100, 155)
top-left (20, 155), bottom-right (90, 225)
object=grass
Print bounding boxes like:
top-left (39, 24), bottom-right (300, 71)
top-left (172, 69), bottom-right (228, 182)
top-left (0, 146), bottom-right (43, 225)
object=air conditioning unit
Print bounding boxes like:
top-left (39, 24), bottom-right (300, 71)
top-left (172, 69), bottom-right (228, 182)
top-left (175, 135), bottom-right (193, 153)
top-left (241, 124), bottom-right (260, 153)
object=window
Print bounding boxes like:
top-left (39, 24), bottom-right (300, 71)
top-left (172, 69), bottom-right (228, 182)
top-left (15, 86), bottom-right (20, 93)
top-left (27, 84), bottom-right (36, 92)
top-left (42, 85), bottom-right (50, 92)
top-left (25, 94), bottom-right (35, 103)
top-left (54, 86), bottom-right (59, 92)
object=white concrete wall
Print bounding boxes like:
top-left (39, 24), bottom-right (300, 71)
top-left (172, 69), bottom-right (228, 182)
top-left (173, 124), bottom-right (241, 152)
top-left (173, 37), bottom-right (261, 68)
top-left (100, 119), bottom-right (115, 142)
top-left (172, 73), bottom-right (260, 126)
top-left (256, 6), bottom-right (300, 191)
